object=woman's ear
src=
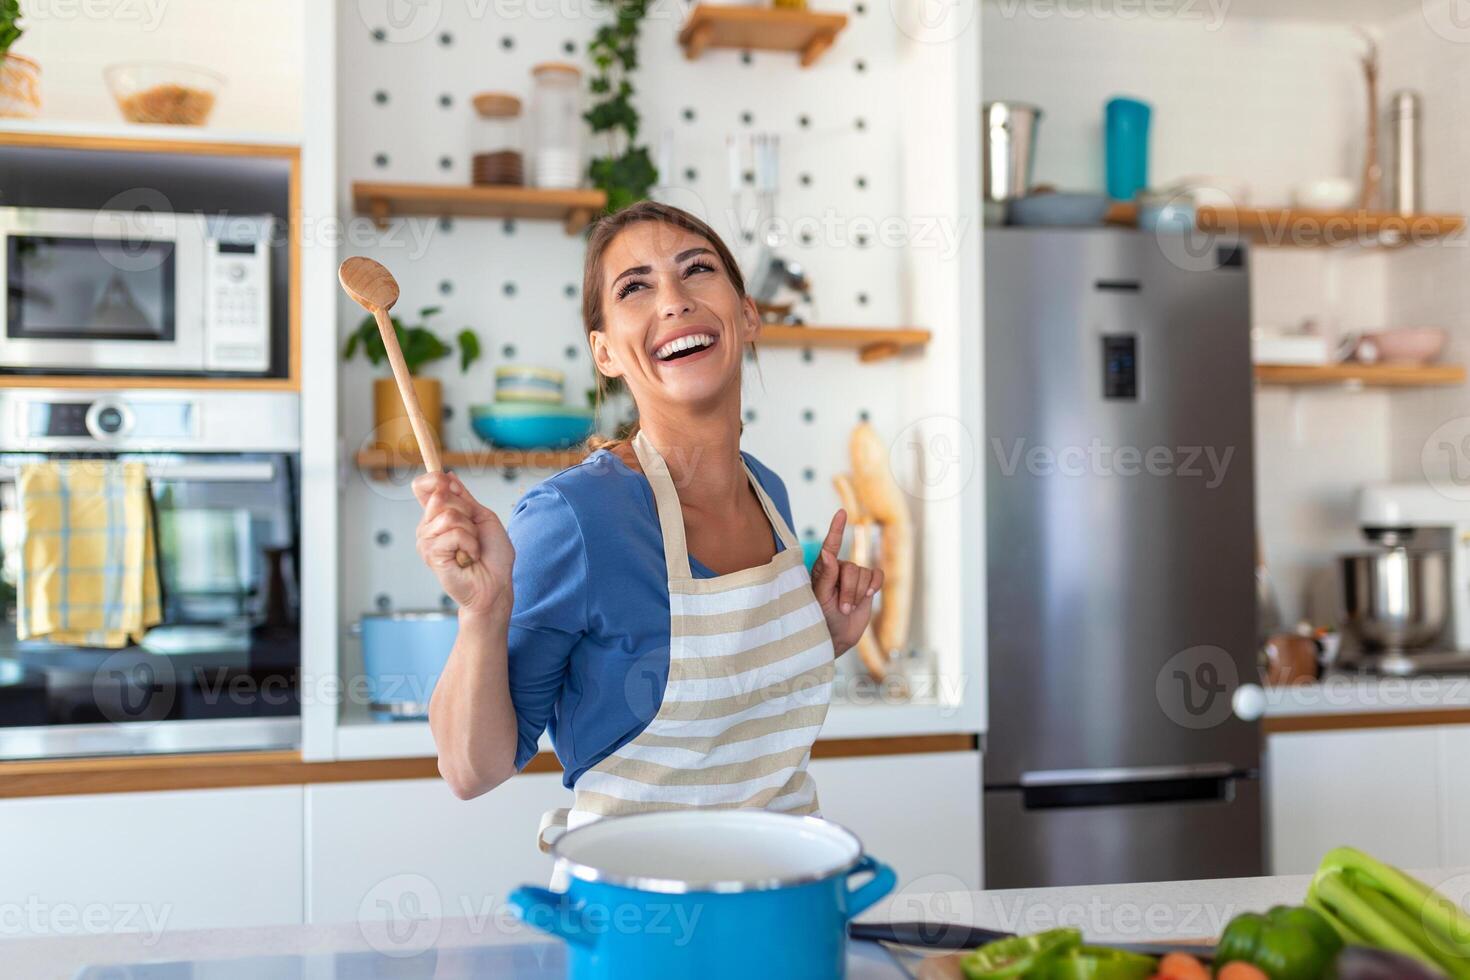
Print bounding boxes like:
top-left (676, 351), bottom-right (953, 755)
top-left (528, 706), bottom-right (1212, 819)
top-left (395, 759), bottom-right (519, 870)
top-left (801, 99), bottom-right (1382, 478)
top-left (588, 331), bottom-right (625, 379)
top-left (738, 294), bottom-right (762, 344)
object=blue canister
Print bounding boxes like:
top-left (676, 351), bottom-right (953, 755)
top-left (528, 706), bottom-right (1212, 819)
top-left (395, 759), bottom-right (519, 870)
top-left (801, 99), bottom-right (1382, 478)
top-left (356, 610), bottom-right (458, 721)
top-left (1104, 97), bottom-right (1152, 201)
top-left (511, 811), bottom-right (896, 980)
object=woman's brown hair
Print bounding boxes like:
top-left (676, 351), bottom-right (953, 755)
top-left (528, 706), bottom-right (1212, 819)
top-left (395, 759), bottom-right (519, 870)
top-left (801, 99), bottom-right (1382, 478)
top-left (581, 200), bottom-right (756, 454)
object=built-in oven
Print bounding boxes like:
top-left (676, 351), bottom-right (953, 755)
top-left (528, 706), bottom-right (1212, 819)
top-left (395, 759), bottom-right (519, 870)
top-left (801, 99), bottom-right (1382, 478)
top-left (0, 389), bottom-right (300, 759)
top-left (0, 206), bottom-right (275, 376)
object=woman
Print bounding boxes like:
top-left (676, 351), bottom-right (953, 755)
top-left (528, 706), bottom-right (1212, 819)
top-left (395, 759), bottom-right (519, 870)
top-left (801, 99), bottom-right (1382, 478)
top-left (411, 201), bottom-right (882, 848)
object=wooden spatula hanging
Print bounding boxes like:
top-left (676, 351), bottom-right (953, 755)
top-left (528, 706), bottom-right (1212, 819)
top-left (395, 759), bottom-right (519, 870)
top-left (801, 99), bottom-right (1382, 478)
top-left (339, 256), bottom-right (472, 568)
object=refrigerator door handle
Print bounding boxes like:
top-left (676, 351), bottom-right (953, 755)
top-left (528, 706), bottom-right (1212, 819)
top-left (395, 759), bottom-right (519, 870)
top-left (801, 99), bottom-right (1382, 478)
top-left (1017, 763), bottom-right (1242, 811)
top-left (1020, 762), bottom-right (1236, 787)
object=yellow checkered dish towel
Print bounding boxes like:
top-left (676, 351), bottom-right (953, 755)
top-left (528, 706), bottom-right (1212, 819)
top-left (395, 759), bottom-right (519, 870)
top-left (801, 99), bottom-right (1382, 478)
top-left (16, 461), bottom-right (162, 648)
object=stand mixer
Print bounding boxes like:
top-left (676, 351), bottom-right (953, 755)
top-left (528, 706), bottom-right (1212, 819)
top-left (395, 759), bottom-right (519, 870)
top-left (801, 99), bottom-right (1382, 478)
top-left (1341, 484), bottom-right (1470, 674)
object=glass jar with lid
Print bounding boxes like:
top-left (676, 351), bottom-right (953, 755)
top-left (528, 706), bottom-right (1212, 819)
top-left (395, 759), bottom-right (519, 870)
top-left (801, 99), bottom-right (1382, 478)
top-left (529, 62), bottom-right (584, 190)
top-left (471, 91), bottom-right (523, 186)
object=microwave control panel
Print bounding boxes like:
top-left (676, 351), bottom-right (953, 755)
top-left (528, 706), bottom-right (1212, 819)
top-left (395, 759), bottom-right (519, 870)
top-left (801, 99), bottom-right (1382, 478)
top-left (204, 237), bottom-right (271, 372)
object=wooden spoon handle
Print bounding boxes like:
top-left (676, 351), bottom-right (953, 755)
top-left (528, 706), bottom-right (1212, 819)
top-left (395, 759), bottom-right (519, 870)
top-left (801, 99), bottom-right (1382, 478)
top-left (371, 307), bottom-right (472, 569)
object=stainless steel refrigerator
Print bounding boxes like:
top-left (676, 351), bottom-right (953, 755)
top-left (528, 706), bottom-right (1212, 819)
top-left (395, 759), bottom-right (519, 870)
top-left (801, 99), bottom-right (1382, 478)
top-left (983, 229), bottom-right (1262, 888)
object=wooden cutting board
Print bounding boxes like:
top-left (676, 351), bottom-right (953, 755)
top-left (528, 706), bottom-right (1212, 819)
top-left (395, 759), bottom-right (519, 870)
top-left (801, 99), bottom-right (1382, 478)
top-left (912, 940), bottom-right (1217, 979)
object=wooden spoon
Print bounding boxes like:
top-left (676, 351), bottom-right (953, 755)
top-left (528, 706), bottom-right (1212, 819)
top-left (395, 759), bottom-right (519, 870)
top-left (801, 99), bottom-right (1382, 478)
top-left (339, 256), bottom-right (472, 568)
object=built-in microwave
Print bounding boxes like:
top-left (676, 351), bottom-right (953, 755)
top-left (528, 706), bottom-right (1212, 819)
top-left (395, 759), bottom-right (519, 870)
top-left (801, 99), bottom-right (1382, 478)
top-left (0, 207), bottom-right (274, 376)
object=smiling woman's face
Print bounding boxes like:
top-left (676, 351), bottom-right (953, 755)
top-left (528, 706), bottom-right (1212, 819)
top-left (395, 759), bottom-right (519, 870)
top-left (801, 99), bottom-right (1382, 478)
top-left (589, 220), bottom-right (759, 414)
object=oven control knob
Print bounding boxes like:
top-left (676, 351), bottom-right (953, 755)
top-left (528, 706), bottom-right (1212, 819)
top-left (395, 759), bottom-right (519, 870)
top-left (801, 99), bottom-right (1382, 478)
top-left (85, 399), bottom-right (133, 440)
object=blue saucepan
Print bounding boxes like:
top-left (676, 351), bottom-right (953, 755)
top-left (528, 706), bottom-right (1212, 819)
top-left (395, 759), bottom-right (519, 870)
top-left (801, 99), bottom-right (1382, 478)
top-left (510, 810), bottom-right (896, 979)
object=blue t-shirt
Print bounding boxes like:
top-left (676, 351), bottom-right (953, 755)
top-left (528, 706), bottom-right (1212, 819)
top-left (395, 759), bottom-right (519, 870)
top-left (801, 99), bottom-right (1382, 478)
top-left (504, 445), bottom-right (795, 788)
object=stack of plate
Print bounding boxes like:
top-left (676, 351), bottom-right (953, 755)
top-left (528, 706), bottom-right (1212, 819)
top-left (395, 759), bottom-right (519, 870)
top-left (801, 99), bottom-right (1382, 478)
top-left (495, 365), bottom-right (565, 404)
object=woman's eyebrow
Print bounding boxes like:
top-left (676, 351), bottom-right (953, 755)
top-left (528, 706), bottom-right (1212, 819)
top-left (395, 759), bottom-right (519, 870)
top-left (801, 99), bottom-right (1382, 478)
top-left (611, 247), bottom-right (714, 289)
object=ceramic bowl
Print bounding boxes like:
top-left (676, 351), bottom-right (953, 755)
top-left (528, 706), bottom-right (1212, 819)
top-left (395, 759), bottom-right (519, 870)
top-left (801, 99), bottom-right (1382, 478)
top-left (1363, 327), bottom-right (1447, 365)
top-left (470, 402), bottom-right (595, 450)
top-left (1008, 192), bottom-right (1111, 227)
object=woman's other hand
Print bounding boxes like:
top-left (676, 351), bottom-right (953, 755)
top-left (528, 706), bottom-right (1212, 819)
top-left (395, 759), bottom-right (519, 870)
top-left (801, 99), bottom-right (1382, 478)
top-left (809, 509), bottom-right (883, 657)
top-left (413, 473), bottom-right (515, 617)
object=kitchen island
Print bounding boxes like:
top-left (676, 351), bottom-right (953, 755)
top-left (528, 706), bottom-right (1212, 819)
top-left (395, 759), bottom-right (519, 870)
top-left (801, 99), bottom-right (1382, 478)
top-left (11, 868), bottom-right (1470, 979)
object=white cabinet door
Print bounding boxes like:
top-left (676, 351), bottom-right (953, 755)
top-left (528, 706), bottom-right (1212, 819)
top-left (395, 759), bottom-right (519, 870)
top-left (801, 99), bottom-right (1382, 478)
top-left (809, 751), bottom-right (983, 895)
top-left (1266, 728), bottom-right (1441, 875)
top-left (304, 772), bottom-right (570, 928)
top-left (0, 786), bottom-right (304, 939)
top-left (1439, 726), bottom-right (1470, 868)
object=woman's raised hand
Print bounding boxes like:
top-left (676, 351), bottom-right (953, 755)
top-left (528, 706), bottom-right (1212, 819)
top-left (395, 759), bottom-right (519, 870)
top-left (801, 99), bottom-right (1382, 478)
top-left (809, 508), bottom-right (883, 657)
top-left (412, 473), bottom-right (515, 617)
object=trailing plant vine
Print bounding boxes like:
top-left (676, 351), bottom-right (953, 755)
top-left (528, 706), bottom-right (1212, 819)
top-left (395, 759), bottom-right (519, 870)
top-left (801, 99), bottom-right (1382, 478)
top-left (586, 0), bottom-right (657, 214)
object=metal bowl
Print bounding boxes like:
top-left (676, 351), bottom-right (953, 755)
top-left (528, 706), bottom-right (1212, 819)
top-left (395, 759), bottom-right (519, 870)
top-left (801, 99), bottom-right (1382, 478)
top-left (1340, 547), bottom-right (1448, 652)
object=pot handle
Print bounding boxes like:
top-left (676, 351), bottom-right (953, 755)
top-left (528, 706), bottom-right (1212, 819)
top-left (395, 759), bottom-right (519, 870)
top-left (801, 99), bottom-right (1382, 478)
top-left (508, 885), bottom-right (596, 949)
top-left (844, 855), bottom-right (897, 920)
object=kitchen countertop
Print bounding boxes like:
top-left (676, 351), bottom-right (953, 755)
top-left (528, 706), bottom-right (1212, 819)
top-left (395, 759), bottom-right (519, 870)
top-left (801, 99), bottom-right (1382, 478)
top-left (12, 868), bottom-right (1470, 979)
top-left (1262, 670), bottom-right (1470, 725)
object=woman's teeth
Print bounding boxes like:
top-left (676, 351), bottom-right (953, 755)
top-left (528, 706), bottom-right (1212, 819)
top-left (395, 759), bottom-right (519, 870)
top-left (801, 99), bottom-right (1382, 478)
top-left (655, 334), bottom-right (715, 361)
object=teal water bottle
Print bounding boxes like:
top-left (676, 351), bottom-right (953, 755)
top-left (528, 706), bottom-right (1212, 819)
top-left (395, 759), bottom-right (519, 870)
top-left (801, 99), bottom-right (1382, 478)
top-left (1105, 97), bottom-right (1152, 200)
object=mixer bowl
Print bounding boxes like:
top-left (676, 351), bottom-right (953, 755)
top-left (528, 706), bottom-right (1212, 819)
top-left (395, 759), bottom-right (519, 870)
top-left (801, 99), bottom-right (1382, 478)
top-left (1340, 547), bottom-right (1448, 652)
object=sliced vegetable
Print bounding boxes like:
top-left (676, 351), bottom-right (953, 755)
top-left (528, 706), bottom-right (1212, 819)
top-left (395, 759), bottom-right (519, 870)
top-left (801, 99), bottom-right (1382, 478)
top-left (1044, 945), bottom-right (1155, 980)
top-left (1214, 906), bottom-right (1341, 980)
top-left (1155, 951), bottom-right (1209, 980)
top-left (1307, 847), bottom-right (1470, 980)
top-left (960, 928), bottom-right (1082, 980)
top-left (1216, 964), bottom-right (1269, 980)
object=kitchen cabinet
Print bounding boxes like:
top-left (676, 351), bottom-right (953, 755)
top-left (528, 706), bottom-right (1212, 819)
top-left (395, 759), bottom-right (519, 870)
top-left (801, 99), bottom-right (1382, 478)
top-left (0, 786), bottom-right (304, 939)
top-left (809, 751), bottom-right (983, 892)
top-left (304, 752), bottom-right (984, 926)
top-left (1265, 725), bottom-right (1466, 874)
top-left (304, 773), bottom-right (571, 925)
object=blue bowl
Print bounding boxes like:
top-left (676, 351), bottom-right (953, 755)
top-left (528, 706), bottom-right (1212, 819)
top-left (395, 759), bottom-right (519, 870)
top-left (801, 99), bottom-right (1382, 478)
top-left (470, 407), bottom-right (596, 450)
top-left (1008, 192), bottom-right (1111, 227)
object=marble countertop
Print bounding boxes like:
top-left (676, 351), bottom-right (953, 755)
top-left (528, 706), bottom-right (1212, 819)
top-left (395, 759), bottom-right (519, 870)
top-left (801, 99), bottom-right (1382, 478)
top-left (11, 869), bottom-right (1470, 979)
top-left (1263, 671), bottom-right (1470, 719)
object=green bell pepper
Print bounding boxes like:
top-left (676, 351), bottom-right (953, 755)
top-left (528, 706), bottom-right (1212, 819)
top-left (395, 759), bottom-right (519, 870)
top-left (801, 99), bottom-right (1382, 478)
top-left (1214, 905), bottom-right (1342, 980)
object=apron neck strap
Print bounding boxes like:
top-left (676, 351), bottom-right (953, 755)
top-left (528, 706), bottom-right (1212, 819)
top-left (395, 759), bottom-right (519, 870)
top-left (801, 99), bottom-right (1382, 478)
top-left (631, 430), bottom-right (798, 583)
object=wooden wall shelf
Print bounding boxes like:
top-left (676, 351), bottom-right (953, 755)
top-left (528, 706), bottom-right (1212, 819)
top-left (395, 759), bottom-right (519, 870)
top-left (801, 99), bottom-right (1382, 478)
top-left (678, 4), bottom-right (848, 67)
top-left (1254, 363), bottom-right (1466, 387)
top-left (357, 447), bottom-right (587, 479)
top-left (1104, 202), bottom-right (1464, 247)
top-left (759, 325), bottom-right (931, 362)
top-left (351, 182), bottom-right (606, 233)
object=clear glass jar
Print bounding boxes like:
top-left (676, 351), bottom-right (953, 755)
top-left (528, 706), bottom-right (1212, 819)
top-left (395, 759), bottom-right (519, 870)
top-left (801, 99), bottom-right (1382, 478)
top-left (529, 62), bottom-right (584, 190)
top-left (471, 91), bottom-right (523, 186)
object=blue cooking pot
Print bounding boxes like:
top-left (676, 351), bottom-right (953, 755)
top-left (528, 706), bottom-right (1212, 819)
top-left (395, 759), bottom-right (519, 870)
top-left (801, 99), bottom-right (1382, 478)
top-left (355, 610), bottom-right (458, 721)
top-left (510, 811), bottom-right (896, 980)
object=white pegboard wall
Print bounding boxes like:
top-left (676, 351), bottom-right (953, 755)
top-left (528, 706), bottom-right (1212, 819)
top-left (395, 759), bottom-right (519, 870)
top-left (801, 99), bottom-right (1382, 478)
top-left (337, 0), bottom-right (942, 670)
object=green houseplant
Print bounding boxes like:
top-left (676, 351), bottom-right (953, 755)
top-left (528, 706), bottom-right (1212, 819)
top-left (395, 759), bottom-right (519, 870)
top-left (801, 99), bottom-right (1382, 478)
top-left (342, 305), bottom-right (481, 455)
top-left (586, 0), bottom-right (657, 213)
top-left (0, 1), bottom-right (39, 119)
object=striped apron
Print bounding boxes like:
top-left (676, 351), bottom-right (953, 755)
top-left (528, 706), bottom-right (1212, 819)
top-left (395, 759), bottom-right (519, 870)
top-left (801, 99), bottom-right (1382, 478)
top-left (538, 430), bottom-right (835, 851)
